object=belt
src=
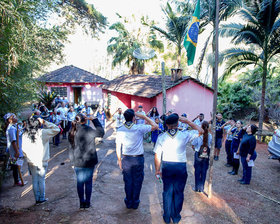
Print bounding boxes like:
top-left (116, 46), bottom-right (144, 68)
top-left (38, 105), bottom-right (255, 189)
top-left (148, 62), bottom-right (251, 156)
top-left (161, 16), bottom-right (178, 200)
top-left (123, 154), bottom-right (144, 157)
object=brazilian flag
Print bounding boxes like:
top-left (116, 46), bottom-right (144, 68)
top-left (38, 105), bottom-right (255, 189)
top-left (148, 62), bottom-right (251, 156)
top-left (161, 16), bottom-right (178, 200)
top-left (184, 0), bottom-right (200, 66)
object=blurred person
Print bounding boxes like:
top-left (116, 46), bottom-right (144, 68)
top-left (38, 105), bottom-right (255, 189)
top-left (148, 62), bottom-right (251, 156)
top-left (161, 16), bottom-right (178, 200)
top-left (96, 107), bottom-right (107, 129)
top-left (178, 113), bottom-right (189, 131)
top-left (135, 105), bottom-right (146, 125)
top-left (151, 117), bottom-right (164, 147)
top-left (192, 113), bottom-right (205, 127)
top-left (57, 102), bottom-right (68, 139)
top-left (81, 102), bottom-right (93, 126)
top-left (112, 108), bottom-right (125, 129)
top-left (148, 107), bottom-right (160, 121)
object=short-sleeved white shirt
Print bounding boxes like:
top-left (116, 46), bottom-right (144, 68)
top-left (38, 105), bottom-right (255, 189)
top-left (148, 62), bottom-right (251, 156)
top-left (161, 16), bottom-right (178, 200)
top-left (57, 107), bottom-right (68, 120)
top-left (116, 123), bottom-right (151, 156)
top-left (135, 111), bottom-right (146, 125)
top-left (154, 129), bottom-right (199, 162)
top-left (194, 118), bottom-right (204, 127)
top-left (113, 113), bottom-right (125, 128)
top-left (191, 134), bottom-right (212, 152)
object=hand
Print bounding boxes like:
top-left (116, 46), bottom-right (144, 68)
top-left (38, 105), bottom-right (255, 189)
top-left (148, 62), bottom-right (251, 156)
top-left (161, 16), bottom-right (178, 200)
top-left (246, 157), bottom-right (250, 162)
top-left (38, 118), bottom-right (45, 125)
top-left (117, 159), bottom-right (122, 170)
top-left (155, 170), bottom-right (162, 178)
top-left (236, 150), bottom-right (240, 155)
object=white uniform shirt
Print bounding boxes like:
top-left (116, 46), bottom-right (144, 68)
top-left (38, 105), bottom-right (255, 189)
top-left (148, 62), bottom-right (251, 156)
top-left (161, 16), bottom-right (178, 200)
top-left (191, 134), bottom-right (212, 152)
top-left (113, 113), bottom-right (125, 128)
top-left (116, 123), bottom-right (151, 155)
top-left (194, 118), bottom-right (204, 127)
top-left (154, 129), bottom-right (199, 162)
top-left (135, 111), bottom-right (146, 125)
top-left (57, 107), bottom-right (68, 120)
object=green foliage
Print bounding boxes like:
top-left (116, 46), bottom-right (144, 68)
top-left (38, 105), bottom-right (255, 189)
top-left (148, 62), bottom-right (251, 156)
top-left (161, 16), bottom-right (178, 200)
top-left (38, 91), bottom-right (57, 110)
top-left (0, 0), bottom-right (107, 122)
top-left (152, 2), bottom-right (192, 68)
top-left (217, 82), bottom-right (253, 119)
top-left (107, 15), bottom-right (163, 74)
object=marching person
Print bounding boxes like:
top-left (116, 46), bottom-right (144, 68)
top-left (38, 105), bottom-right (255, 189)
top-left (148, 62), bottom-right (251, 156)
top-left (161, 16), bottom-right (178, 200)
top-left (68, 114), bottom-right (104, 209)
top-left (67, 106), bottom-right (76, 131)
top-left (192, 113), bottom-right (204, 127)
top-left (22, 116), bottom-right (60, 204)
top-left (81, 102), bottom-right (93, 126)
top-left (237, 124), bottom-right (258, 185)
top-left (57, 102), bottom-right (68, 139)
top-left (192, 121), bottom-right (212, 193)
top-left (116, 109), bottom-right (158, 209)
top-left (154, 113), bottom-right (203, 224)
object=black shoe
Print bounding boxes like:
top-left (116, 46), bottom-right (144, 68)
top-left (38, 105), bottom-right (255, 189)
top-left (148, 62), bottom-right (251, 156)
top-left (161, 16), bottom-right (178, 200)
top-left (225, 163), bottom-right (232, 167)
top-left (228, 170), bottom-right (234, 174)
top-left (230, 171), bottom-right (237, 175)
top-left (238, 179), bottom-right (244, 182)
top-left (80, 202), bottom-right (85, 209)
top-left (192, 187), bottom-right (200, 193)
top-left (240, 181), bottom-right (249, 185)
top-left (36, 198), bottom-right (48, 205)
top-left (214, 156), bottom-right (219, 161)
top-left (84, 202), bottom-right (90, 209)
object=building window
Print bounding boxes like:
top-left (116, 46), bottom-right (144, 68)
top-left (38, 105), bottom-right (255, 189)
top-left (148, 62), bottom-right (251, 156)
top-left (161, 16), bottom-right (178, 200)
top-left (51, 87), bottom-right (67, 97)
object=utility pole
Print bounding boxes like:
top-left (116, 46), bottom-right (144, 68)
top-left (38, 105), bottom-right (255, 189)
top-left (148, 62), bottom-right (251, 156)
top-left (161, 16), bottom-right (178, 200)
top-left (208, 0), bottom-right (220, 199)
top-left (161, 62), bottom-right (167, 114)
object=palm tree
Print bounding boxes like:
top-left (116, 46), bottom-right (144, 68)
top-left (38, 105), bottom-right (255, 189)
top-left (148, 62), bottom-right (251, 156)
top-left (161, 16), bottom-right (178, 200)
top-left (152, 2), bottom-right (192, 68)
top-left (220, 0), bottom-right (280, 137)
top-left (107, 16), bottom-right (163, 74)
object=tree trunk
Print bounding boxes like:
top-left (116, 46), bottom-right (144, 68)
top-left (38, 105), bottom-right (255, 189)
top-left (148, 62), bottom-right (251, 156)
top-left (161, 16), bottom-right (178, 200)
top-left (177, 46), bottom-right (181, 69)
top-left (258, 60), bottom-right (267, 140)
top-left (211, 32), bottom-right (216, 88)
top-left (161, 62), bottom-right (167, 114)
top-left (208, 0), bottom-right (219, 199)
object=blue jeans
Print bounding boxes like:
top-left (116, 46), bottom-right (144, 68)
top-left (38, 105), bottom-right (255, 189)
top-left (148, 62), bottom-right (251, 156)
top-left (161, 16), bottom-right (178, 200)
top-left (28, 163), bottom-right (48, 202)
top-left (74, 167), bottom-right (95, 204)
top-left (240, 151), bottom-right (257, 184)
top-left (162, 161), bottom-right (187, 224)
top-left (122, 156), bottom-right (144, 209)
top-left (194, 152), bottom-right (209, 191)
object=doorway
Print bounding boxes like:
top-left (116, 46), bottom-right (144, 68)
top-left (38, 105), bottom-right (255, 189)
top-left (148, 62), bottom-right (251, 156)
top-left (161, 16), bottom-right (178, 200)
top-left (73, 87), bottom-right (82, 105)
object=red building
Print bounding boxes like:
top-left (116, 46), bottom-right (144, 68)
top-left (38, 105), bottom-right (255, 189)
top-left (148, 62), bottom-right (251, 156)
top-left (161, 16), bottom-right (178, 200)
top-left (102, 74), bottom-right (214, 120)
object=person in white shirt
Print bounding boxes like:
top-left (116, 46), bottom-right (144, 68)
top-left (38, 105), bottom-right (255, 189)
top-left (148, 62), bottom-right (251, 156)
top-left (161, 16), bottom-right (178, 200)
top-left (81, 102), bottom-right (93, 126)
top-left (154, 113), bottom-right (203, 224)
top-left (135, 105), bottom-right (146, 125)
top-left (22, 116), bottom-right (60, 204)
top-left (178, 113), bottom-right (189, 131)
top-left (192, 113), bottom-right (205, 127)
top-left (67, 106), bottom-right (76, 131)
top-left (57, 102), bottom-right (68, 139)
top-left (113, 108), bottom-right (125, 129)
top-left (191, 121), bottom-right (212, 193)
top-left (116, 109), bottom-right (158, 209)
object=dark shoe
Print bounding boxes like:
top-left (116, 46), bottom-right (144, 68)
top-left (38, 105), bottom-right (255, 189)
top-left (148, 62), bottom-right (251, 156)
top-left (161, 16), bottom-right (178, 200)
top-left (229, 171), bottom-right (237, 175)
top-left (36, 198), bottom-right (48, 205)
top-left (84, 202), bottom-right (90, 209)
top-left (225, 163), bottom-right (232, 167)
top-left (228, 170), bottom-right (234, 174)
top-left (238, 179), bottom-right (244, 182)
top-left (80, 202), bottom-right (85, 209)
top-left (240, 181), bottom-right (249, 185)
top-left (192, 187), bottom-right (200, 193)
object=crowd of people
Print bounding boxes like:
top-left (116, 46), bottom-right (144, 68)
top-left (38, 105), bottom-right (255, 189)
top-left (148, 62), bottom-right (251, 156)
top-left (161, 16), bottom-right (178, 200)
top-left (3, 98), bottom-right (258, 223)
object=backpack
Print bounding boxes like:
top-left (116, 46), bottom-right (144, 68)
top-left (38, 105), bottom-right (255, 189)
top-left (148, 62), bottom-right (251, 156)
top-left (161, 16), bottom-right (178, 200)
top-left (198, 144), bottom-right (210, 159)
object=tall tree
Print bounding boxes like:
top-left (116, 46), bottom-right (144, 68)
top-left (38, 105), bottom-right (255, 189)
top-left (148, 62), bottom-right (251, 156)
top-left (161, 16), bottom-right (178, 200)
top-left (0, 0), bottom-right (107, 118)
top-left (152, 2), bottom-right (192, 68)
top-left (107, 15), bottom-right (163, 74)
top-left (220, 0), bottom-right (280, 138)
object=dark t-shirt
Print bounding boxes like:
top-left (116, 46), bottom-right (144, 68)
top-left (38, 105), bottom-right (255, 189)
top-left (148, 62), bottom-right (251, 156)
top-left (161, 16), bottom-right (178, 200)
top-left (239, 134), bottom-right (256, 157)
top-left (216, 120), bottom-right (225, 139)
top-left (231, 128), bottom-right (245, 152)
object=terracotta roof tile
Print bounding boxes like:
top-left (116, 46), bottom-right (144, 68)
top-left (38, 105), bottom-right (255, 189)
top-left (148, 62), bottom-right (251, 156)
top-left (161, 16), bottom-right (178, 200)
top-left (38, 65), bottom-right (108, 83)
top-left (101, 74), bottom-right (213, 98)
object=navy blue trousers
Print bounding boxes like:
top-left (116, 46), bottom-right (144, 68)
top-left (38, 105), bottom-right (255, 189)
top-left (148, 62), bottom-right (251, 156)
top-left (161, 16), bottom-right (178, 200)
top-left (194, 152), bottom-right (209, 192)
top-left (162, 161), bottom-right (187, 224)
top-left (225, 140), bottom-right (233, 165)
top-left (122, 156), bottom-right (144, 209)
top-left (240, 151), bottom-right (257, 184)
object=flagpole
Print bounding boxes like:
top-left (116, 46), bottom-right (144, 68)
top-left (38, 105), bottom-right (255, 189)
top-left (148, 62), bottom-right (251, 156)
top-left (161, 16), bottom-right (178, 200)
top-left (208, 0), bottom-right (220, 199)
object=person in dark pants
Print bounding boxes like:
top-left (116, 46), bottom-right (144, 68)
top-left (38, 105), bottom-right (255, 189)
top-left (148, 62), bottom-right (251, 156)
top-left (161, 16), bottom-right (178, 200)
top-left (192, 121), bottom-right (212, 193)
top-left (238, 124), bottom-right (258, 184)
top-left (228, 121), bottom-right (245, 175)
top-left (116, 109), bottom-right (158, 209)
top-left (68, 114), bottom-right (104, 209)
top-left (211, 113), bottom-right (226, 161)
top-left (154, 114), bottom-right (203, 224)
top-left (224, 120), bottom-right (235, 167)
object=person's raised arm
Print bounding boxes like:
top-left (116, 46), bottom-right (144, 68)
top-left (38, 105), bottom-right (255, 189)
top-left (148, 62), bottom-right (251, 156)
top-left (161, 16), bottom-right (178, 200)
top-left (179, 116), bottom-right (204, 135)
top-left (135, 112), bottom-right (158, 131)
top-left (192, 115), bottom-right (199, 122)
top-left (87, 116), bottom-right (105, 138)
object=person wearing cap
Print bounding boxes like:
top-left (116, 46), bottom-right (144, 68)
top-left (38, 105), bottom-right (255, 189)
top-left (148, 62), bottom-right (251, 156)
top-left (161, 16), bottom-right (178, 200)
top-left (192, 113), bottom-right (205, 127)
top-left (135, 105), bottom-right (146, 125)
top-left (154, 113), bottom-right (204, 224)
top-left (116, 109), bottom-right (158, 209)
top-left (178, 113), bottom-right (189, 131)
top-left (4, 113), bottom-right (25, 186)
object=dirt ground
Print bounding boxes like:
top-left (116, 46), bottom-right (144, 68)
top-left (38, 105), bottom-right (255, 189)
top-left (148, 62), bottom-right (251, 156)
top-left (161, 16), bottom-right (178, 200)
top-left (0, 124), bottom-right (279, 224)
